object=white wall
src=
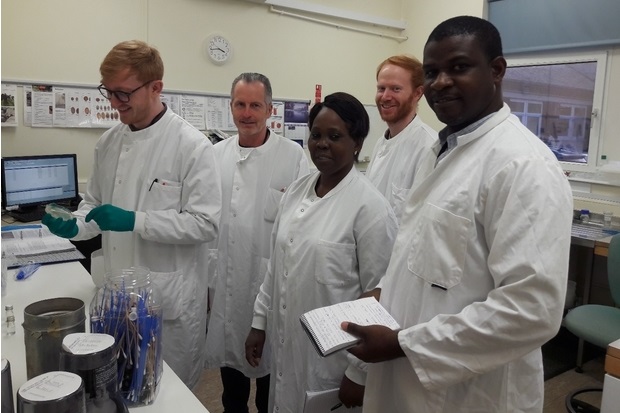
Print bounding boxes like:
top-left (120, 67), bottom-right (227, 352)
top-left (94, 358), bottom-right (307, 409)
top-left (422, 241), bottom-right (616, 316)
top-left (3, 0), bottom-right (620, 212)
top-left (1, 0), bottom-right (404, 183)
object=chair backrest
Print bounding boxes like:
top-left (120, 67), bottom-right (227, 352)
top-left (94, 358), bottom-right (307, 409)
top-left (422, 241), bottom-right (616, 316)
top-left (607, 233), bottom-right (620, 305)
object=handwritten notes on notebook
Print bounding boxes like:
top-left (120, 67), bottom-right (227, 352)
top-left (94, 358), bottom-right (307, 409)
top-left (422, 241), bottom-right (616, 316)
top-left (300, 297), bottom-right (400, 357)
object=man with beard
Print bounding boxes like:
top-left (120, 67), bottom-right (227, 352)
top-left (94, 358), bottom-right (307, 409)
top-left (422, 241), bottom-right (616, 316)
top-left (365, 54), bottom-right (437, 222)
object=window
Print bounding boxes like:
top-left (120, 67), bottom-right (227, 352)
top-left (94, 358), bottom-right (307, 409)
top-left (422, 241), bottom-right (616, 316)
top-left (504, 51), bottom-right (607, 171)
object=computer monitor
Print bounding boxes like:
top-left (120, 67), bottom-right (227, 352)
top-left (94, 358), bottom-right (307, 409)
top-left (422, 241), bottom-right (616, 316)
top-left (1, 154), bottom-right (79, 221)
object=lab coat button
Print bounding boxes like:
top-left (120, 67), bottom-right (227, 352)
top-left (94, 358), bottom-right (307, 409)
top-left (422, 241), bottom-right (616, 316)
top-left (290, 238), bottom-right (293, 243)
top-left (282, 304), bottom-right (286, 309)
top-left (280, 339), bottom-right (284, 344)
top-left (301, 208), bottom-right (304, 212)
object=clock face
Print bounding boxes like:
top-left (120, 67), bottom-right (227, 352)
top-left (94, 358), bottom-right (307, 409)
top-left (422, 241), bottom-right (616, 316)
top-left (207, 35), bottom-right (232, 64)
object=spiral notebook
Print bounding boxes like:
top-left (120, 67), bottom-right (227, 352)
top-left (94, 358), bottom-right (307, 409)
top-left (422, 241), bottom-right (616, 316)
top-left (300, 297), bottom-right (400, 357)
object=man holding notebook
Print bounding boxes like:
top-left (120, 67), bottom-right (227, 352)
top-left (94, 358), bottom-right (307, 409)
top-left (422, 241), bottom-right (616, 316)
top-left (343, 16), bottom-right (572, 413)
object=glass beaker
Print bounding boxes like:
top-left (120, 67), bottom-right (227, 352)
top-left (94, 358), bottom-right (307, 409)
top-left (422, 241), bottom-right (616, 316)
top-left (89, 267), bottom-right (163, 406)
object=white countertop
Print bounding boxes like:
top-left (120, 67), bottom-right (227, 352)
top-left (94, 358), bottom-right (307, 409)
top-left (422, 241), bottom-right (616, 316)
top-left (1, 261), bottom-right (209, 412)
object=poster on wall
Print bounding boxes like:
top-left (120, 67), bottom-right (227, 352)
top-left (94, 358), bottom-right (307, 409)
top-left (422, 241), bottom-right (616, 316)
top-left (284, 123), bottom-right (309, 147)
top-left (90, 89), bottom-right (119, 128)
top-left (283, 101), bottom-right (310, 147)
top-left (161, 93), bottom-right (181, 116)
top-left (1, 84), bottom-right (17, 127)
top-left (52, 87), bottom-right (67, 126)
top-left (65, 88), bottom-right (91, 128)
top-left (31, 84), bottom-right (54, 128)
top-left (206, 96), bottom-right (235, 131)
top-left (268, 101), bottom-right (285, 134)
top-left (23, 85), bottom-right (32, 126)
top-left (181, 95), bottom-right (206, 130)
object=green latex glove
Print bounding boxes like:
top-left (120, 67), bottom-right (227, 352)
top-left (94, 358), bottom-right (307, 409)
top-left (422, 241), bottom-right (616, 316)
top-left (42, 214), bottom-right (78, 238)
top-left (85, 204), bottom-right (135, 232)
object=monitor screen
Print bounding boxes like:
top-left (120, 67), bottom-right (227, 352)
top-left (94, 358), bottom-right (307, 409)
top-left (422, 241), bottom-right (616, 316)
top-left (1, 154), bottom-right (79, 210)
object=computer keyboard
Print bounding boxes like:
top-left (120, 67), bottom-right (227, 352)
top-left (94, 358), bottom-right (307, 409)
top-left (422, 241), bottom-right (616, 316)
top-left (9, 208), bottom-right (47, 223)
top-left (5, 202), bottom-right (78, 223)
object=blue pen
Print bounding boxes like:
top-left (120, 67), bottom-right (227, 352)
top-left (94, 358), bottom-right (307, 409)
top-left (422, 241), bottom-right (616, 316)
top-left (15, 263), bottom-right (41, 281)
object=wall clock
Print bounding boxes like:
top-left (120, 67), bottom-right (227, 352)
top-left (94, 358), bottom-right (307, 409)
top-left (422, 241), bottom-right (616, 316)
top-left (206, 34), bottom-right (232, 65)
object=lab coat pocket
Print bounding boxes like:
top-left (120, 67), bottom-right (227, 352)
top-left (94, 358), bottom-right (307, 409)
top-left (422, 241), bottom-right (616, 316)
top-left (150, 268), bottom-right (185, 320)
top-left (145, 179), bottom-right (182, 211)
top-left (315, 240), bottom-right (357, 285)
top-left (407, 203), bottom-right (470, 289)
top-left (264, 188), bottom-right (284, 223)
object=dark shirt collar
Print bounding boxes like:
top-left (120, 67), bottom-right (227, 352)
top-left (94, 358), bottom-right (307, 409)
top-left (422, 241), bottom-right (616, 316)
top-left (129, 103), bottom-right (167, 131)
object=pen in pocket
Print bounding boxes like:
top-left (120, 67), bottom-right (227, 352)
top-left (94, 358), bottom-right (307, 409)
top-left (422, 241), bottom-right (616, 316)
top-left (149, 178), bottom-right (159, 191)
top-left (15, 262), bottom-right (41, 281)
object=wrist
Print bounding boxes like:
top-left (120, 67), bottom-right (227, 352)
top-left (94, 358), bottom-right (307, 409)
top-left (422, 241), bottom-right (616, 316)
top-left (388, 329), bottom-right (405, 360)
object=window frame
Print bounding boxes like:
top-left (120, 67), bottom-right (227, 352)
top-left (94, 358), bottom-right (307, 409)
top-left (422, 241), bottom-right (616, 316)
top-left (505, 50), bottom-right (608, 172)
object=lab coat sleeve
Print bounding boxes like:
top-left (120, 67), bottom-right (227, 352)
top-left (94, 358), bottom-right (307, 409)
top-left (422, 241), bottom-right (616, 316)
top-left (399, 157), bottom-right (573, 390)
top-left (251, 260), bottom-right (272, 331)
top-left (135, 142), bottom-right (221, 244)
top-left (355, 203), bottom-right (398, 293)
top-left (70, 146), bottom-right (105, 241)
top-left (344, 196), bottom-right (398, 386)
top-left (344, 353), bottom-right (368, 385)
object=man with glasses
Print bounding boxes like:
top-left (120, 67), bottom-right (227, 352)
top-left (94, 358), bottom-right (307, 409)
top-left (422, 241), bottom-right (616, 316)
top-left (42, 40), bottom-right (222, 389)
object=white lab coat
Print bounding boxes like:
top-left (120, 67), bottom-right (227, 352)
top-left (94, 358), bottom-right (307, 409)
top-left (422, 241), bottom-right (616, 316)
top-left (364, 104), bottom-right (573, 413)
top-left (252, 167), bottom-right (398, 413)
top-left (205, 131), bottom-right (310, 378)
top-left (365, 116), bottom-right (437, 221)
top-left (72, 107), bottom-right (221, 389)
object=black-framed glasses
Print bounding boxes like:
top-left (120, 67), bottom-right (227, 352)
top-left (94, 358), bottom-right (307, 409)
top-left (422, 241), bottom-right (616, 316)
top-left (97, 80), bottom-right (153, 103)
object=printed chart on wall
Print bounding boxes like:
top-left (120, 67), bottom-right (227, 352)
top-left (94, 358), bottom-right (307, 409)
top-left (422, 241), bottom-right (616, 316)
top-left (1, 82), bottom-right (311, 137)
top-left (1, 84), bottom-right (17, 127)
top-left (283, 101), bottom-right (310, 148)
top-left (18, 84), bottom-right (118, 128)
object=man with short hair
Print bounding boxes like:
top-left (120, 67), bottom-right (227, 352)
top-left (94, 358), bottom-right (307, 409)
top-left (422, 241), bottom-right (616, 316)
top-left (343, 16), bottom-right (573, 412)
top-left (205, 72), bottom-right (309, 413)
top-left (43, 40), bottom-right (222, 389)
top-left (366, 54), bottom-right (437, 221)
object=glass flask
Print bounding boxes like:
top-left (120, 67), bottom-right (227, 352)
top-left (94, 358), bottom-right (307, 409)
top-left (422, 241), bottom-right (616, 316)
top-left (89, 267), bottom-right (163, 406)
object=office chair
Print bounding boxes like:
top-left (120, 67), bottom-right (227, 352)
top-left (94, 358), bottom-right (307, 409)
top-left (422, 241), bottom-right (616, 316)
top-left (562, 232), bottom-right (620, 412)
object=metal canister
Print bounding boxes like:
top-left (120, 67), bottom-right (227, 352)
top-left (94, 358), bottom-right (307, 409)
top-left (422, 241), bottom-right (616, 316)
top-left (17, 371), bottom-right (85, 413)
top-left (2, 358), bottom-right (15, 413)
top-left (22, 298), bottom-right (85, 379)
top-left (60, 333), bottom-right (127, 413)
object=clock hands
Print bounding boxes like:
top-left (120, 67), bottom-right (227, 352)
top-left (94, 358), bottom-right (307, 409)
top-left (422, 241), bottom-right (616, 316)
top-left (210, 46), bottom-right (226, 53)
